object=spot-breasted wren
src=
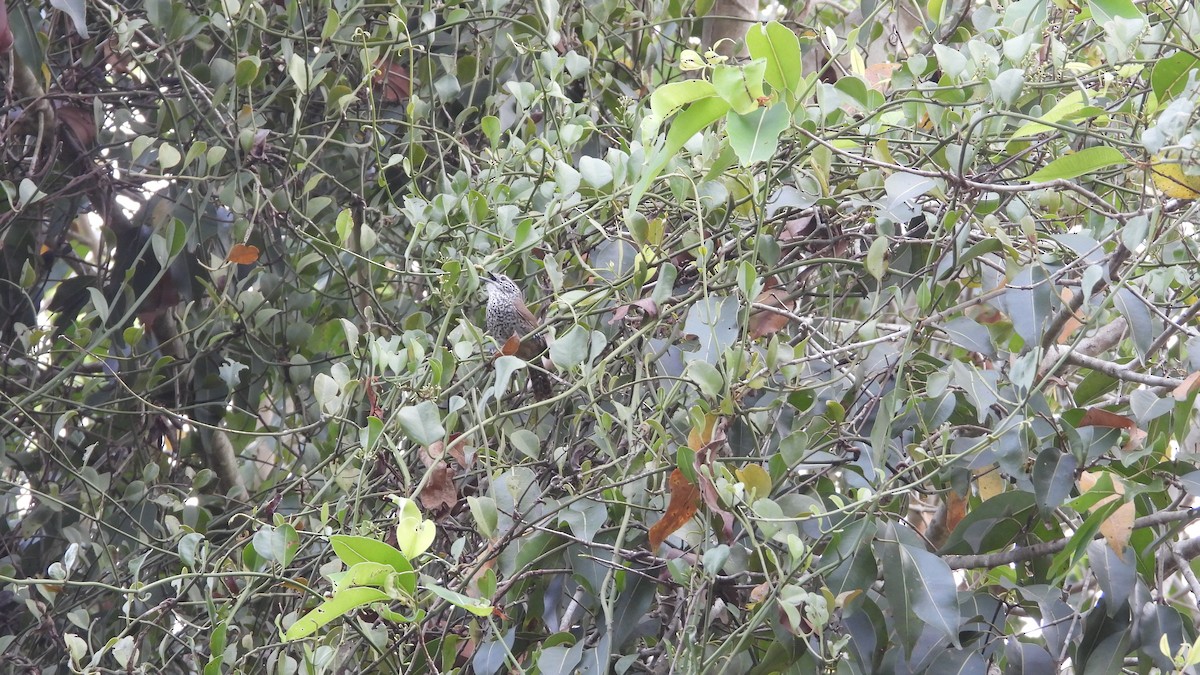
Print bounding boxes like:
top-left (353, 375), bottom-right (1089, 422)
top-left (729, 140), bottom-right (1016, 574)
top-left (482, 272), bottom-right (551, 400)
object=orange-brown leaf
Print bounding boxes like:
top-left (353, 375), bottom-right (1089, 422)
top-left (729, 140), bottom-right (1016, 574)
top-left (499, 334), bottom-right (522, 356)
top-left (1078, 408), bottom-right (1135, 430)
top-left (943, 490), bottom-right (967, 533)
top-left (648, 469), bottom-right (700, 551)
top-left (749, 284), bottom-right (792, 339)
top-left (1056, 288), bottom-right (1085, 344)
top-left (228, 243), bottom-right (260, 265)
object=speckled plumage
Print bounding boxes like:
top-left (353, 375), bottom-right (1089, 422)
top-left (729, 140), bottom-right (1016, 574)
top-left (483, 272), bottom-right (551, 400)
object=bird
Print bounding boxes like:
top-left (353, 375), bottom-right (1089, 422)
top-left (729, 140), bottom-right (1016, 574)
top-left (481, 271), bottom-right (552, 400)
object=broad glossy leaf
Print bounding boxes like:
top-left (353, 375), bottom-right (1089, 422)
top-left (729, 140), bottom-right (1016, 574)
top-left (879, 524), bottom-right (962, 652)
top-left (1032, 448), bottom-right (1077, 516)
top-left (397, 401), bottom-right (445, 447)
top-left (1005, 264), bottom-right (1054, 347)
top-left (745, 21), bottom-right (803, 101)
top-left (1024, 146), bottom-right (1125, 182)
top-left (282, 587), bottom-right (390, 641)
top-left (726, 104), bottom-right (789, 165)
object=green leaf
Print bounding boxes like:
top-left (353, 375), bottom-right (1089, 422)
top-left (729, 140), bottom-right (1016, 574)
top-left (712, 61), bottom-right (767, 115)
top-left (940, 317), bottom-right (995, 356)
top-left (865, 236), bottom-right (889, 281)
top-left (1152, 51), bottom-right (1200, 103)
top-left (426, 584), bottom-right (493, 617)
top-left (288, 53), bottom-right (313, 94)
top-left (481, 115), bottom-right (501, 148)
top-left (282, 587), bottom-right (390, 641)
top-left (334, 562), bottom-right (397, 591)
top-left (880, 524), bottom-right (961, 652)
top-left (1087, 0), bottom-right (1144, 25)
top-left (235, 57), bottom-right (260, 87)
top-left (1112, 287), bottom-right (1154, 359)
top-left (1006, 264), bottom-right (1054, 347)
top-left (1011, 90), bottom-right (1093, 139)
top-left (745, 21), bottom-right (803, 102)
top-left (685, 360), bottom-right (724, 400)
top-left (649, 80), bottom-right (718, 125)
top-left (251, 524), bottom-right (300, 565)
top-left (1024, 146), bottom-right (1125, 182)
top-left (396, 516), bottom-right (436, 561)
top-left (329, 534), bottom-right (415, 591)
top-left (396, 401), bottom-right (445, 447)
top-left (549, 324), bottom-right (591, 369)
top-left (467, 496), bottom-right (499, 538)
top-left (726, 104), bottom-right (789, 166)
top-left (628, 96), bottom-right (730, 222)
top-left (49, 0), bottom-right (89, 37)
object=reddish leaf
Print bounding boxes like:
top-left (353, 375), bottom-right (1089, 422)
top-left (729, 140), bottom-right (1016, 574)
top-left (781, 215), bottom-right (817, 242)
top-left (228, 243), bottom-right (260, 265)
top-left (973, 306), bottom-right (1005, 324)
top-left (1078, 408), bottom-right (1136, 430)
top-left (1056, 288), bottom-right (1085, 344)
top-left (374, 60), bottom-right (411, 104)
top-left (499, 334), bottom-right (522, 356)
top-left (648, 469), bottom-right (701, 551)
top-left (864, 62), bottom-right (902, 91)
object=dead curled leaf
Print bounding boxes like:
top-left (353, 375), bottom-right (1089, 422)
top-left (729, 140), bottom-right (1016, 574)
top-left (648, 469), bottom-right (700, 551)
top-left (418, 463), bottom-right (457, 514)
top-left (748, 278), bottom-right (792, 340)
top-left (1077, 407), bottom-right (1135, 430)
top-left (608, 298), bottom-right (659, 325)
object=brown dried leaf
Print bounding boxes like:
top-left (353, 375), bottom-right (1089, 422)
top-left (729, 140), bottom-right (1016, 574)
top-left (688, 414), bottom-right (718, 452)
top-left (228, 243), bottom-right (260, 265)
top-left (1078, 408), bottom-right (1136, 430)
top-left (749, 284), bottom-right (791, 339)
top-left (499, 334), bottom-right (522, 356)
top-left (57, 105), bottom-right (96, 150)
top-left (1173, 371), bottom-right (1200, 401)
top-left (608, 298), bottom-right (659, 325)
top-left (943, 490), bottom-right (968, 534)
top-left (423, 435), bottom-right (469, 468)
top-left (648, 469), bottom-right (700, 551)
top-left (418, 463), bottom-right (458, 515)
top-left (1122, 427), bottom-right (1148, 452)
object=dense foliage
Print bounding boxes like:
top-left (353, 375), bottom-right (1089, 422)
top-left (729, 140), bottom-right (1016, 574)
top-left (3, 0), bottom-right (1200, 672)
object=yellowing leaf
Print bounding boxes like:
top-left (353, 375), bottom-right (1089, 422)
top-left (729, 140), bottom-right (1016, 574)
top-left (1078, 471), bottom-right (1133, 554)
top-left (1150, 154), bottom-right (1200, 199)
top-left (975, 466), bottom-right (1006, 501)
